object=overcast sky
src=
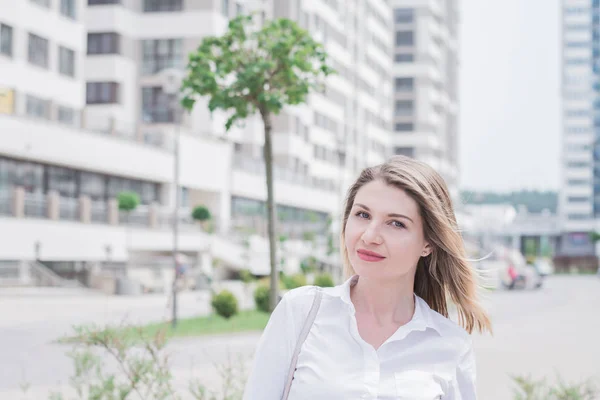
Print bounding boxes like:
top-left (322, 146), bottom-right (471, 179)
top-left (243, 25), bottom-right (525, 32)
top-left (459, 0), bottom-right (560, 192)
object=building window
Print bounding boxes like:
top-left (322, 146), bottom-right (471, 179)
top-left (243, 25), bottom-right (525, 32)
top-left (394, 147), bottom-right (414, 157)
top-left (26, 95), bottom-right (51, 119)
top-left (143, 0), bottom-right (183, 12)
top-left (0, 24), bottom-right (13, 57)
top-left (60, 0), bottom-right (76, 19)
top-left (58, 106), bottom-right (76, 126)
top-left (88, 0), bottom-right (121, 4)
top-left (86, 82), bottom-right (120, 104)
top-left (236, 2), bottom-right (243, 16)
top-left (395, 100), bottom-right (413, 116)
top-left (395, 53), bottom-right (414, 63)
top-left (395, 77), bottom-right (414, 92)
top-left (567, 179), bottom-right (589, 186)
top-left (28, 33), bottom-right (49, 68)
top-left (30, 0), bottom-right (51, 8)
top-left (141, 39), bottom-right (183, 75)
top-left (567, 161), bottom-right (590, 168)
top-left (222, 0), bottom-right (229, 16)
top-left (567, 213), bottom-right (591, 220)
top-left (142, 87), bottom-right (174, 123)
top-left (47, 166), bottom-right (78, 198)
top-left (396, 31), bottom-right (414, 46)
top-left (87, 33), bottom-right (120, 55)
top-left (80, 172), bottom-right (107, 201)
top-left (568, 196), bottom-right (589, 203)
top-left (394, 8), bottom-right (413, 23)
top-left (59, 46), bottom-right (76, 77)
top-left (395, 123), bottom-right (414, 132)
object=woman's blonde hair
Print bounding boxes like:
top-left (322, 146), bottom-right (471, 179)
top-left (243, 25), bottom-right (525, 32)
top-left (341, 156), bottom-right (492, 334)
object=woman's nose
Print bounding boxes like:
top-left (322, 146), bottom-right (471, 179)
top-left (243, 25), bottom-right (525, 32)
top-left (361, 222), bottom-right (382, 245)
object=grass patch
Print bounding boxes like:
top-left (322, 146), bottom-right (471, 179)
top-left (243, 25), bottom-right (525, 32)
top-left (58, 309), bottom-right (270, 344)
top-left (137, 309), bottom-right (270, 339)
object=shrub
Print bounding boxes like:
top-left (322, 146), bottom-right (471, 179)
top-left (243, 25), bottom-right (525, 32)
top-left (192, 205), bottom-right (211, 222)
top-left (314, 273), bottom-right (334, 287)
top-left (51, 324), bottom-right (247, 400)
top-left (282, 273), bottom-right (307, 289)
top-left (239, 269), bottom-right (254, 283)
top-left (300, 256), bottom-right (318, 274)
top-left (211, 290), bottom-right (238, 319)
top-left (117, 191), bottom-right (140, 212)
top-left (254, 285), bottom-right (270, 313)
top-left (511, 374), bottom-right (599, 400)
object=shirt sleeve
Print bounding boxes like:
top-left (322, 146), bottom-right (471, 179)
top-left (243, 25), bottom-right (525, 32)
top-left (243, 291), bottom-right (300, 400)
top-left (446, 338), bottom-right (477, 400)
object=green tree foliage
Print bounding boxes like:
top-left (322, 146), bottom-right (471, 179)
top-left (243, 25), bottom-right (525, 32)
top-left (461, 190), bottom-right (557, 213)
top-left (181, 14), bottom-right (333, 312)
top-left (117, 191), bottom-right (140, 212)
top-left (191, 205), bottom-right (212, 222)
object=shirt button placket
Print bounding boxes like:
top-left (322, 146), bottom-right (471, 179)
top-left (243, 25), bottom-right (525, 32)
top-left (361, 347), bottom-right (380, 400)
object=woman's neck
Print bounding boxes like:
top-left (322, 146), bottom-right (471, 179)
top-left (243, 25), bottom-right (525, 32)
top-left (350, 274), bottom-right (415, 326)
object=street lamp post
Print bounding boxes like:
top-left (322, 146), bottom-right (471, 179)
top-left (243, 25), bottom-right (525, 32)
top-left (160, 68), bottom-right (184, 329)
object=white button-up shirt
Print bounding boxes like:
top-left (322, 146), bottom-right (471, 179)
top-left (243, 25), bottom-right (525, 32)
top-left (243, 276), bottom-right (477, 400)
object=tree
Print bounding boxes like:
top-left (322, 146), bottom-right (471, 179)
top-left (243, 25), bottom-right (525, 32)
top-left (117, 191), bottom-right (140, 278)
top-left (117, 191), bottom-right (140, 216)
top-left (181, 14), bottom-right (333, 311)
top-left (191, 205), bottom-right (212, 230)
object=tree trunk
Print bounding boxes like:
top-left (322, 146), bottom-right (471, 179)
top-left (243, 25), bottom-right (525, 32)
top-left (262, 110), bottom-right (279, 312)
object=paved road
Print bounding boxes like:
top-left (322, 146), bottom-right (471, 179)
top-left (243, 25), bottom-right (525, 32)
top-left (1, 276), bottom-right (599, 399)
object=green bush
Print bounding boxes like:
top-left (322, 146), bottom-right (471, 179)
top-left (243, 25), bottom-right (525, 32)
top-left (192, 205), bottom-right (211, 222)
top-left (211, 290), bottom-right (238, 319)
top-left (254, 285), bottom-right (270, 313)
top-left (512, 374), bottom-right (599, 400)
top-left (282, 273), bottom-right (307, 289)
top-left (239, 269), bottom-right (254, 283)
top-left (314, 273), bottom-right (334, 287)
top-left (257, 276), bottom-right (285, 290)
top-left (300, 256), bottom-right (318, 274)
top-left (117, 191), bottom-right (140, 212)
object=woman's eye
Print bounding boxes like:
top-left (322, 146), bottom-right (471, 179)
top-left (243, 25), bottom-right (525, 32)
top-left (391, 220), bottom-right (406, 229)
top-left (355, 211), bottom-right (369, 219)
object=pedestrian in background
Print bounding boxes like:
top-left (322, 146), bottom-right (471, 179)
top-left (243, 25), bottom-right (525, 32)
top-left (243, 155), bottom-right (493, 400)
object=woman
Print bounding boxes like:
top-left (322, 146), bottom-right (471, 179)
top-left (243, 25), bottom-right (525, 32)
top-left (243, 156), bottom-right (492, 399)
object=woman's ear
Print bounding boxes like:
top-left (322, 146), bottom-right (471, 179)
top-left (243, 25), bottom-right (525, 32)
top-left (421, 243), bottom-right (432, 257)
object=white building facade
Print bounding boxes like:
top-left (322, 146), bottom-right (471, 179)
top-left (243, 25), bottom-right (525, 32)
top-left (390, 0), bottom-right (460, 198)
top-left (0, 0), bottom-right (393, 288)
top-left (558, 0), bottom-right (599, 259)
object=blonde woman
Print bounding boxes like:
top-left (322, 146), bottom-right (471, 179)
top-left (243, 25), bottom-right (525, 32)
top-left (243, 156), bottom-right (492, 400)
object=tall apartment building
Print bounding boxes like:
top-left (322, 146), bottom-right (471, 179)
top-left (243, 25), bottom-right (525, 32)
top-left (558, 0), bottom-right (598, 260)
top-left (0, 0), bottom-right (393, 286)
top-left (391, 0), bottom-right (460, 198)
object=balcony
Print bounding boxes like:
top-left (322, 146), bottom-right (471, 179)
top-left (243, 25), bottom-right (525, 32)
top-left (0, 87), bottom-right (171, 151)
top-left (0, 187), bottom-right (198, 231)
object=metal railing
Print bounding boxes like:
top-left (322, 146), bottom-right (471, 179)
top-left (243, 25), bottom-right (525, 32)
top-left (59, 197), bottom-right (79, 221)
top-left (0, 260), bottom-right (20, 280)
top-left (0, 191), bottom-right (11, 216)
top-left (29, 261), bottom-right (83, 288)
top-left (24, 192), bottom-right (47, 218)
top-left (91, 201), bottom-right (108, 223)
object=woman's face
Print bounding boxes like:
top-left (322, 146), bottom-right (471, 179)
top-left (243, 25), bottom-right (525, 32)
top-left (344, 179), bottom-right (431, 282)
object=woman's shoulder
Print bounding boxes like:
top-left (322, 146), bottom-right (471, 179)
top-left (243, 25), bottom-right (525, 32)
top-left (417, 297), bottom-right (471, 343)
top-left (282, 284), bottom-right (319, 300)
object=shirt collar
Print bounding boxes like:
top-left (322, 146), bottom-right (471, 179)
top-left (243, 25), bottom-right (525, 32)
top-left (333, 274), bottom-right (442, 336)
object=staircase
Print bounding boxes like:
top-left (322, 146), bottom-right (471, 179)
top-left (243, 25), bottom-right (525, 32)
top-left (29, 261), bottom-right (84, 288)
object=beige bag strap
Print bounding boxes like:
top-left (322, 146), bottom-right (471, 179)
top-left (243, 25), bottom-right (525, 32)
top-left (281, 287), bottom-right (323, 400)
